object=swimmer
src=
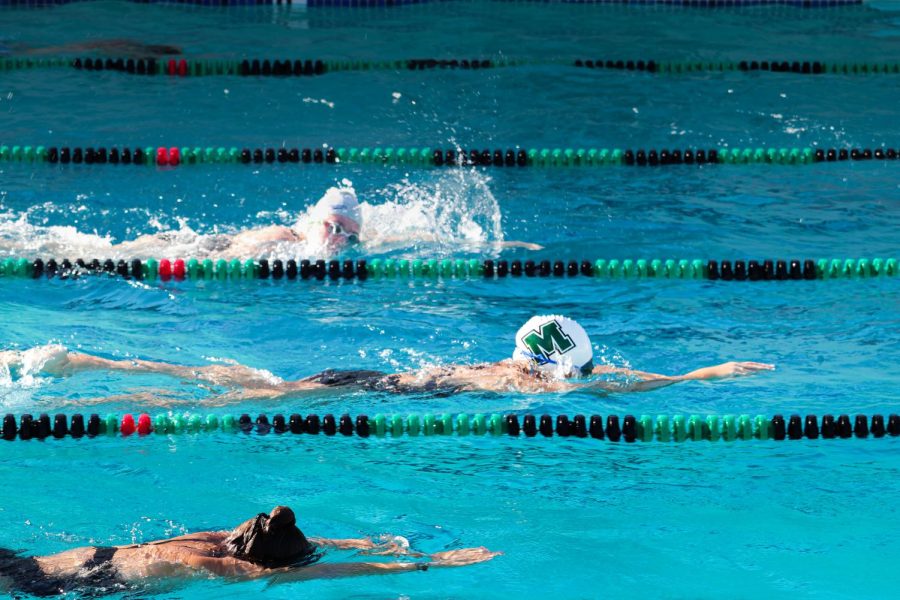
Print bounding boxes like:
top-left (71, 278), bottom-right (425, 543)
top-left (4, 316), bottom-right (773, 405)
top-left (2, 39), bottom-right (181, 58)
top-left (0, 506), bottom-right (499, 597)
top-left (112, 186), bottom-right (542, 259)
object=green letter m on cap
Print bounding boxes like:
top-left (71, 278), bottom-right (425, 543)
top-left (520, 320), bottom-right (575, 360)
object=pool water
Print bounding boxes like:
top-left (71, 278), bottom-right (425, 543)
top-left (0, 1), bottom-right (899, 598)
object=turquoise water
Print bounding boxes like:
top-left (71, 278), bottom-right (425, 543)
top-left (1, 1), bottom-right (899, 598)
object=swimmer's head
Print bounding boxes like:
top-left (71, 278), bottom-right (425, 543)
top-left (511, 315), bottom-right (593, 378)
top-left (222, 506), bottom-right (318, 568)
top-left (309, 187), bottom-right (362, 251)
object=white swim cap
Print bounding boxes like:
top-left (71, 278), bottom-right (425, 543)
top-left (512, 315), bottom-right (593, 377)
top-left (311, 187), bottom-right (361, 226)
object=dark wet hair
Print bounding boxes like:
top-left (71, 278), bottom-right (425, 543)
top-left (221, 506), bottom-right (319, 568)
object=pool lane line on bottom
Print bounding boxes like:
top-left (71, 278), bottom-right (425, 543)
top-left (4, 412), bottom-right (899, 442)
top-left (2, 257), bottom-right (897, 282)
top-left (0, 0), bottom-right (869, 9)
top-left (2, 145), bottom-right (898, 167)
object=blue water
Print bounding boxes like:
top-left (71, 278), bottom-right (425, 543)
top-left (1, 1), bottom-right (899, 598)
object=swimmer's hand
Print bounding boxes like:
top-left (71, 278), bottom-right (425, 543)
top-left (359, 535), bottom-right (424, 557)
top-left (681, 361), bottom-right (775, 381)
top-left (429, 547), bottom-right (501, 568)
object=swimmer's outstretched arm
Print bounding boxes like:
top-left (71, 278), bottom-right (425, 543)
top-left (266, 547), bottom-right (500, 583)
top-left (375, 233), bottom-right (543, 251)
top-left (48, 352), bottom-right (211, 380)
top-left (45, 352), bottom-right (297, 391)
top-left (309, 535), bottom-right (424, 557)
top-left (584, 361), bottom-right (775, 392)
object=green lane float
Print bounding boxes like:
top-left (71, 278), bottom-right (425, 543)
top-left (4, 257), bottom-right (898, 282)
top-left (3, 412), bottom-right (896, 442)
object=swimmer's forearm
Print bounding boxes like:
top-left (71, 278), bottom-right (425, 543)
top-left (587, 365), bottom-right (680, 392)
top-left (310, 535), bottom-right (424, 557)
top-left (590, 361), bottom-right (773, 392)
top-left (268, 561), bottom-right (423, 582)
top-left (308, 537), bottom-right (375, 550)
top-left (680, 361), bottom-right (775, 381)
top-left (584, 376), bottom-right (679, 393)
top-left (64, 352), bottom-right (191, 378)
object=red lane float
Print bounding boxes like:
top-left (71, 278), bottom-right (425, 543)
top-left (121, 414), bottom-right (136, 436)
top-left (137, 414), bottom-right (152, 435)
top-left (159, 258), bottom-right (172, 279)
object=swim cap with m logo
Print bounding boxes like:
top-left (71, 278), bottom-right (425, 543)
top-left (520, 320), bottom-right (576, 360)
top-left (512, 315), bottom-right (593, 377)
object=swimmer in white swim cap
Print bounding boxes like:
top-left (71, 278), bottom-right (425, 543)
top-left (511, 315), bottom-right (594, 378)
top-left (11, 318), bottom-right (773, 404)
top-left (113, 186), bottom-right (361, 258)
top-left (305, 187), bottom-right (362, 253)
top-left (92, 185), bottom-right (540, 259)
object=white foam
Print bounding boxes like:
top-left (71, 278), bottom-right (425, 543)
top-left (354, 169), bottom-right (504, 254)
top-left (0, 344), bottom-right (70, 409)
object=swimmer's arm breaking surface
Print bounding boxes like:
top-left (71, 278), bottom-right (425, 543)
top-left (308, 537), bottom-right (379, 550)
top-left (496, 240), bottom-right (544, 251)
top-left (47, 352), bottom-right (297, 392)
top-left (374, 233), bottom-right (543, 251)
top-left (309, 536), bottom-right (424, 557)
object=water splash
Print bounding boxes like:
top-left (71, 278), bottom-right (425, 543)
top-left (0, 344), bottom-right (67, 409)
top-left (0, 209), bottom-right (117, 259)
top-left (360, 168), bottom-right (504, 254)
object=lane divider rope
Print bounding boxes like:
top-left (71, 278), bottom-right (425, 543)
top-left (3, 411), bottom-right (896, 441)
top-left (2, 257), bottom-right (897, 281)
top-left (1, 145), bottom-right (898, 167)
top-left (0, 0), bottom-right (867, 8)
top-left (2, 56), bottom-right (897, 77)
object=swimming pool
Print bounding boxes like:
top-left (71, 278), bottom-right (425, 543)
top-left (1, 0), bottom-right (899, 597)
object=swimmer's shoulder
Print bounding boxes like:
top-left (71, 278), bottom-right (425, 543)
top-left (230, 226), bottom-right (304, 247)
top-left (258, 225), bottom-right (302, 239)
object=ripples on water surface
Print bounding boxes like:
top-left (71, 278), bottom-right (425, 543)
top-left (0, 1), bottom-right (898, 597)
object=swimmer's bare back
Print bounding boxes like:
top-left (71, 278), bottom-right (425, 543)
top-left (113, 226), bottom-right (303, 260)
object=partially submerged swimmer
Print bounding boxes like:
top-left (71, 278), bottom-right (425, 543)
top-left (0, 506), bottom-right (498, 597)
top-left (3, 39), bottom-right (181, 58)
top-left (113, 187), bottom-right (541, 259)
top-left (4, 316), bottom-right (773, 405)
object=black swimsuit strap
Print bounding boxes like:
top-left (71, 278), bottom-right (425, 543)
top-left (0, 547), bottom-right (66, 597)
top-left (0, 545), bottom-right (127, 598)
top-left (83, 546), bottom-right (117, 570)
